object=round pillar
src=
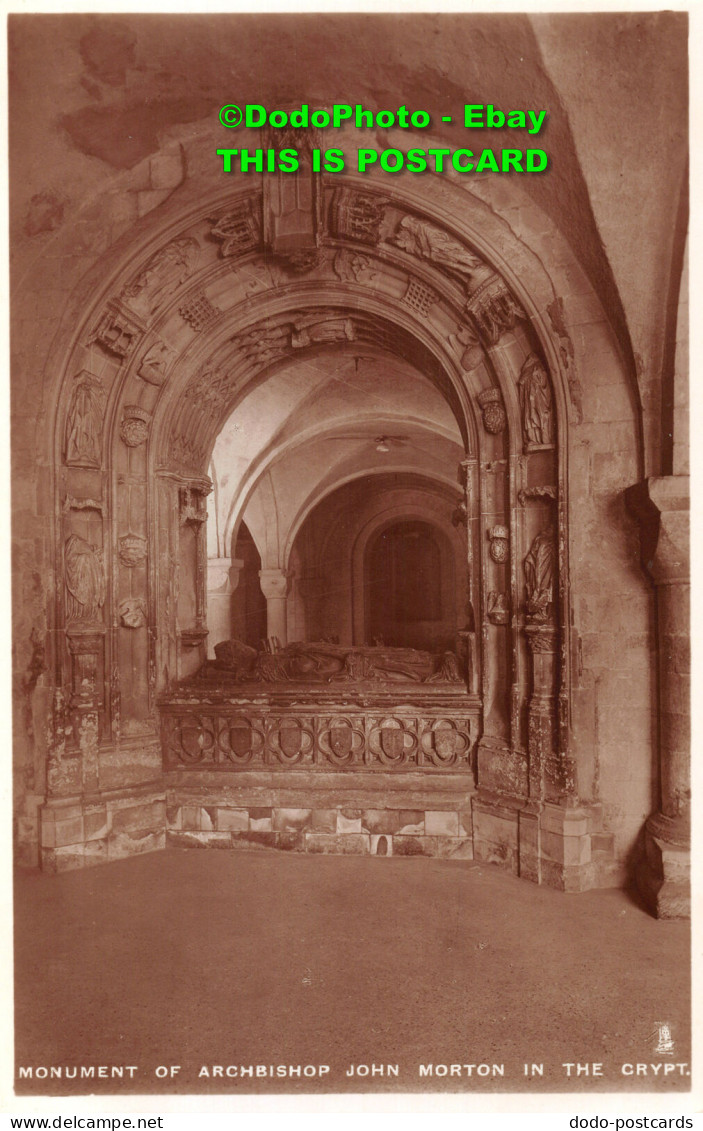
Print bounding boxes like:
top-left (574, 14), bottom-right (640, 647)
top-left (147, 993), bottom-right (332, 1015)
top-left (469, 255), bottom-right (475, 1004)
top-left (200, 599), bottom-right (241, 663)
top-left (206, 557), bottom-right (243, 658)
top-left (259, 568), bottom-right (292, 648)
top-left (626, 475), bottom-right (690, 918)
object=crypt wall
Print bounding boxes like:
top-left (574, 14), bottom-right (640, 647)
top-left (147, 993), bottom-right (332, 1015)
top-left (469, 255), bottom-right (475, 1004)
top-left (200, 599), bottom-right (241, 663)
top-left (10, 13), bottom-right (688, 915)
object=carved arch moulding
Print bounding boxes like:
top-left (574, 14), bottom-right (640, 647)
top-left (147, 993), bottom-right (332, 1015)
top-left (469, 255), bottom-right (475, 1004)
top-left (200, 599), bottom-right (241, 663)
top-left (45, 172), bottom-right (582, 880)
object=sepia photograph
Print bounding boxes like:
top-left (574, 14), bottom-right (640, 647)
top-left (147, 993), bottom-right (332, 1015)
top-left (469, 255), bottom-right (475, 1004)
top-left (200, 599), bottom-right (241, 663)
top-left (8, 5), bottom-right (692, 1107)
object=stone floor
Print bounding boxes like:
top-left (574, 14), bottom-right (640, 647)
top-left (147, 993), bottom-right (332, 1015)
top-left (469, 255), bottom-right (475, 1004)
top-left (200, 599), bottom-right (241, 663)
top-left (14, 848), bottom-right (690, 1097)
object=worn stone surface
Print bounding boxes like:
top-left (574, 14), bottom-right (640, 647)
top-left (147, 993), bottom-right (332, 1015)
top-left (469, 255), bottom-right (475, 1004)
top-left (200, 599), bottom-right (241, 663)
top-left (215, 808), bottom-right (249, 833)
top-left (273, 808), bottom-right (312, 832)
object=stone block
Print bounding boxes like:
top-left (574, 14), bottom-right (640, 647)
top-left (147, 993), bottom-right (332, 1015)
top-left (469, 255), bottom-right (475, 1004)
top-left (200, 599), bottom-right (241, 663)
top-left (398, 809), bottom-right (424, 827)
top-left (361, 809), bottom-right (400, 835)
top-left (149, 152), bottom-right (184, 190)
top-left (371, 834), bottom-right (392, 856)
top-left (199, 808), bottom-right (215, 832)
top-left (167, 830), bottom-right (232, 850)
top-left (637, 832), bottom-right (690, 919)
top-left (40, 848), bottom-right (58, 873)
top-left (234, 829), bottom-right (281, 848)
top-left (166, 806), bottom-right (182, 829)
top-left (311, 809), bottom-right (337, 832)
top-left (425, 811), bottom-right (459, 837)
top-left (84, 807), bottom-right (109, 841)
top-left (108, 829), bottom-right (165, 860)
top-left (434, 837), bottom-right (474, 860)
top-left (54, 815), bottom-right (84, 848)
top-left (305, 833), bottom-right (370, 855)
top-left (473, 836), bottom-right (518, 873)
top-left (216, 809), bottom-right (249, 832)
top-left (337, 812), bottom-right (362, 834)
top-left (54, 845), bottom-right (85, 872)
top-left (393, 836), bottom-right (435, 857)
top-left (273, 808), bottom-right (312, 832)
top-left (458, 809), bottom-right (473, 837)
top-left (541, 828), bottom-right (591, 867)
top-left (541, 807), bottom-right (590, 838)
top-left (472, 804), bottom-right (518, 847)
top-left (340, 808), bottom-right (362, 819)
top-left (249, 807), bottom-right (272, 820)
top-left (40, 817), bottom-right (57, 849)
top-left (111, 800), bottom-right (165, 834)
top-left (250, 816), bottom-right (273, 832)
top-left (275, 831), bottom-right (304, 852)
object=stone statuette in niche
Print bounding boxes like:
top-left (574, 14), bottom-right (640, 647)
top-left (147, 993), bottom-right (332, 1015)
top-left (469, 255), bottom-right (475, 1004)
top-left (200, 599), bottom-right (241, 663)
top-left (121, 237), bottom-right (200, 320)
top-left (195, 639), bottom-right (465, 686)
top-left (524, 525), bottom-right (556, 623)
top-left (120, 406), bottom-right (152, 447)
top-left (518, 354), bottom-right (555, 449)
top-left (64, 371), bottom-right (106, 468)
top-left (64, 534), bottom-right (105, 623)
top-left (488, 525), bottom-right (510, 564)
top-left (477, 387), bottom-right (506, 434)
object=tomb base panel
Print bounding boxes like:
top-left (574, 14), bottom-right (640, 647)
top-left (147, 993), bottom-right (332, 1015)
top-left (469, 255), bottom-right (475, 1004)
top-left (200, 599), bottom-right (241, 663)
top-left (39, 781), bottom-right (166, 873)
top-left (164, 769), bottom-right (476, 860)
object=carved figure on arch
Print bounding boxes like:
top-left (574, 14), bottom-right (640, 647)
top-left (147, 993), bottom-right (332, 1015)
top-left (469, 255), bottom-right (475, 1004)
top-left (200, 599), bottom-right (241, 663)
top-left (121, 237), bottom-right (200, 320)
top-left (518, 354), bottom-right (555, 448)
top-left (64, 372), bottom-right (106, 468)
top-left (389, 215), bottom-right (485, 285)
top-left (291, 313), bottom-right (356, 348)
top-left (333, 248), bottom-right (376, 283)
top-left (137, 341), bottom-right (175, 387)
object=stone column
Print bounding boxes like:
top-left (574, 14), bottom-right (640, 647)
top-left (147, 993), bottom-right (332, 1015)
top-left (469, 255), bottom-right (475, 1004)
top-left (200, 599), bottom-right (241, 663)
top-left (259, 568), bottom-right (292, 647)
top-left (525, 622), bottom-right (559, 801)
top-left (206, 557), bottom-right (243, 658)
top-left (625, 475), bottom-right (690, 918)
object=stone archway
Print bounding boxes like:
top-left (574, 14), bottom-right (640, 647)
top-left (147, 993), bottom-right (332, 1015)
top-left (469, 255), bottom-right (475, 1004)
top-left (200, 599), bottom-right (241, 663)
top-left (36, 158), bottom-right (638, 890)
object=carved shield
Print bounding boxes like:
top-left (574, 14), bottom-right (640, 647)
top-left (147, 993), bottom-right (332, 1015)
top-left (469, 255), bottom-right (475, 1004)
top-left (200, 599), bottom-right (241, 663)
top-left (279, 725), bottom-right (302, 757)
top-left (434, 729), bottom-right (458, 760)
top-left (380, 727), bottom-right (405, 759)
top-left (330, 726), bottom-right (353, 757)
top-left (178, 717), bottom-right (210, 763)
top-left (229, 726), bottom-right (252, 756)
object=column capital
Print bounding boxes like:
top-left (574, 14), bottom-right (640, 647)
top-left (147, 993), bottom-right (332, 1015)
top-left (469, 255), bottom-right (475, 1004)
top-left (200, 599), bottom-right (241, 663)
top-left (207, 557), bottom-right (244, 594)
top-left (625, 475), bottom-right (689, 586)
top-left (259, 567), bottom-right (292, 600)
